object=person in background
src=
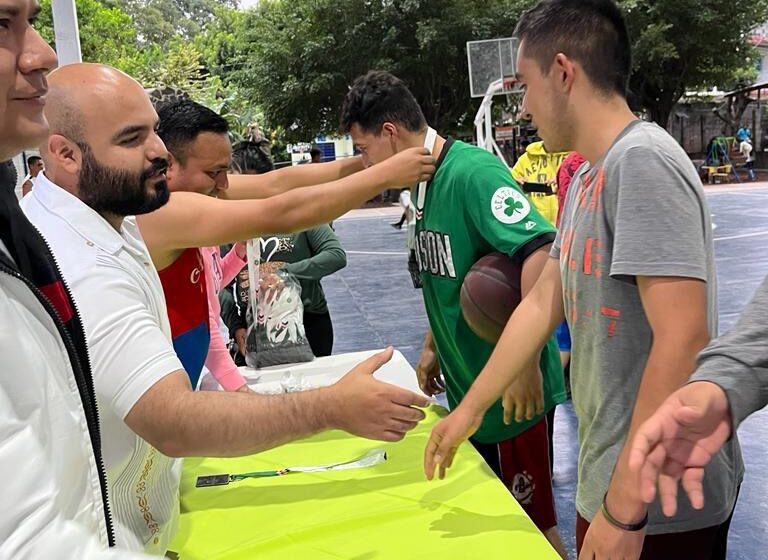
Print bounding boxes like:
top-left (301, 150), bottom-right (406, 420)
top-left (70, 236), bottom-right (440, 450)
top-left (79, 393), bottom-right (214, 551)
top-left (231, 138), bottom-right (274, 175)
top-left (227, 141), bottom-right (347, 357)
top-left (555, 152), bottom-right (585, 229)
top-left (739, 136), bottom-right (756, 181)
top-left (390, 187), bottom-right (411, 229)
top-left (310, 147), bottom-right (323, 164)
top-left (220, 264), bottom-right (250, 366)
top-left (21, 154), bottom-right (43, 197)
top-left (511, 140), bottom-right (569, 225)
top-left (259, 227), bottom-right (347, 357)
top-left (512, 139), bottom-right (572, 474)
top-left (553, 151), bottom-right (586, 374)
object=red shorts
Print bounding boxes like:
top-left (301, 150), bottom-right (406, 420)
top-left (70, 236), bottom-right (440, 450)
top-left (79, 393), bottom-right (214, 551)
top-left (470, 418), bottom-right (557, 532)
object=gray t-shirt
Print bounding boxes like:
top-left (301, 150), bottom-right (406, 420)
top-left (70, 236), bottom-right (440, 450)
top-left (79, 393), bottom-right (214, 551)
top-left (552, 120), bottom-right (744, 533)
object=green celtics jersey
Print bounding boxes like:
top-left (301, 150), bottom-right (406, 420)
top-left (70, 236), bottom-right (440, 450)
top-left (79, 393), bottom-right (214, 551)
top-left (415, 140), bottom-right (567, 443)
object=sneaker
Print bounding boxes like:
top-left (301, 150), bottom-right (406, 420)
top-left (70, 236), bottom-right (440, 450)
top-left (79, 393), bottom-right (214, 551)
top-left (390, 222), bottom-right (402, 230)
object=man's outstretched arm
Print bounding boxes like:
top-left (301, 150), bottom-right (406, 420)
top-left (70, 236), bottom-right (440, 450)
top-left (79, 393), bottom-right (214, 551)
top-left (139, 147), bottom-right (433, 267)
top-left (126, 348), bottom-right (431, 458)
top-left (223, 156), bottom-right (365, 200)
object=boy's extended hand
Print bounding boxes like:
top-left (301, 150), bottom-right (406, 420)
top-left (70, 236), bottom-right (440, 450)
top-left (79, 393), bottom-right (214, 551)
top-left (423, 404), bottom-right (483, 480)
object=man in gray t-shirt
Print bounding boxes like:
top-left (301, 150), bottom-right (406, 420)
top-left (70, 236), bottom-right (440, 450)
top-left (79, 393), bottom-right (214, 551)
top-left (423, 1), bottom-right (743, 558)
top-left (554, 119), bottom-right (743, 534)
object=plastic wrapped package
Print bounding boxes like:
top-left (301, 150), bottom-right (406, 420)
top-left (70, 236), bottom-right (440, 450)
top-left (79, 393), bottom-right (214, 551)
top-left (244, 236), bottom-right (315, 368)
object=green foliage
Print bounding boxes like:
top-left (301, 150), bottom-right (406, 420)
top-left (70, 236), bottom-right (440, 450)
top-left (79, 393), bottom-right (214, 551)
top-left (621, 0), bottom-right (768, 126)
top-left (193, 4), bottom-right (247, 77)
top-left (37, 0), bottom-right (251, 134)
top-left (232, 0), bottom-right (768, 136)
top-left (112, 0), bottom-right (238, 45)
top-left (228, 0), bottom-right (535, 142)
top-left (38, 0), bottom-right (144, 71)
top-left (36, 0), bottom-right (768, 140)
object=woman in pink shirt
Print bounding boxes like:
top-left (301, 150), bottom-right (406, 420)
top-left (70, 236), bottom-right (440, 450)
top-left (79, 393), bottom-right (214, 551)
top-left (202, 243), bottom-right (250, 391)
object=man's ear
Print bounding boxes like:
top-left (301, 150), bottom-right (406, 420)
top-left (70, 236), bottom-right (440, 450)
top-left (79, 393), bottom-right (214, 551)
top-left (165, 153), bottom-right (180, 181)
top-left (382, 121), bottom-right (405, 154)
top-left (553, 52), bottom-right (577, 93)
top-left (382, 122), bottom-right (399, 140)
top-left (46, 134), bottom-right (82, 176)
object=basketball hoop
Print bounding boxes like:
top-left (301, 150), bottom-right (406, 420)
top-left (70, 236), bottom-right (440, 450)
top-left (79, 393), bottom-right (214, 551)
top-left (501, 76), bottom-right (523, 112)
top-left (501, 77), bottom-right (524, 116)
top-left (466, 37), bottom-right (518, 98)
top-left (466, 38), bottom-right (521, 168)
top-left (502, 76), bottom-right (517, 93)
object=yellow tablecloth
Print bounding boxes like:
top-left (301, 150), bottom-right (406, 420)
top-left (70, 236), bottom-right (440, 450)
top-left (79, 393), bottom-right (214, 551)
top-left (169, 406), bottom-right (558, 559)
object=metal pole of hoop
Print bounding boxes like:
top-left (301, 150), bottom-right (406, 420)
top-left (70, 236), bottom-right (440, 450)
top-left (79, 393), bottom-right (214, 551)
top-left (473, 76), bottom-right (519, 171)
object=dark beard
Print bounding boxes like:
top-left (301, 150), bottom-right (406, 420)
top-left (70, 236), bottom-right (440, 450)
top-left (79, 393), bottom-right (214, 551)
top-left (77, 144), bottom-right (170, 217)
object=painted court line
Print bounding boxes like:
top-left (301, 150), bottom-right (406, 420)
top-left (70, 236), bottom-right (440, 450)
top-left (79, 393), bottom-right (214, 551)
top-left (346, 250), bottom-right (408, 256)
top-left (344, 233), bottom-right (768, 250)
top-left (714, 230), bottom-right (768, 242)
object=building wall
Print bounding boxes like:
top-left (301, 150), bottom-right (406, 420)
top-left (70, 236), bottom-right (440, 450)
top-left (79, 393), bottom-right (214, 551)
top-left (667, 101), bottom-right (764, 157)
top-left (287, 134), bottom-right (355, 166)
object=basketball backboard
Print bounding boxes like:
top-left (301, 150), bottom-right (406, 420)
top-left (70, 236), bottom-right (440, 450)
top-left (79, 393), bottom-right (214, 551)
top-left (466, 37), bottom-right (518, 98)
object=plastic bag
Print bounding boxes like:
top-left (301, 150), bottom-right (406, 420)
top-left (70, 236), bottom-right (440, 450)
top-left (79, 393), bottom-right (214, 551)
top-left (244, 237), bottom-right (315, 368)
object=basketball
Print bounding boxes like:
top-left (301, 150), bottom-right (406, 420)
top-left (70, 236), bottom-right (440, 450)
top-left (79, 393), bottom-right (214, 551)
top-left (460, 252), bottom-right (523, 343)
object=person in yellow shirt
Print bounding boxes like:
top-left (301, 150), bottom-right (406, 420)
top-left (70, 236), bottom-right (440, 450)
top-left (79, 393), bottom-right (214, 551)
top-left (511, 140), bottom-right (569, 225)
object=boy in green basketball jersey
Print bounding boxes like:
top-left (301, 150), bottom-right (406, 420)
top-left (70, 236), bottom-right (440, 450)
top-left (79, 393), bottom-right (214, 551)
top-left (341, 71), bottom-right (568, 557)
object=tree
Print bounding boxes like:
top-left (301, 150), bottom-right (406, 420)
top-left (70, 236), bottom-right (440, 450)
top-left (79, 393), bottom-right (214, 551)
top-left (113, 0), bottom-right (238, 45)
top-left (229, 0), bottom-right (533, 142)
top-left (37, 0), bottom-right (144, 72)
top-left (37, 0), bottom-right (246, 126)
top-left (622, 0), bottom-right (768, 128)
top-left (713, 89), bottom-right (755, 137)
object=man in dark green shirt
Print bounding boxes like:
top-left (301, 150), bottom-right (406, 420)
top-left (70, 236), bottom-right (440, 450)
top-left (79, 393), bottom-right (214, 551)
top-left (340, 70), bottom-right (567, 557)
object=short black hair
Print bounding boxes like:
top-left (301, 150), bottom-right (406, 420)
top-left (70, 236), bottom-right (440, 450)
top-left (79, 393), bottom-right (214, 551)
top-left (27, 155), bottom-right (42, 166)
top-left (515, 0), bottom-right (631, 97)
top-left (231, 140), bottom-right (275, 175)
top-left (309, 147), bottom-right (322, 159)
top-left (156, 100), bottom-right (229, 164)
top-left (340, 71), bottom-right (427, 134)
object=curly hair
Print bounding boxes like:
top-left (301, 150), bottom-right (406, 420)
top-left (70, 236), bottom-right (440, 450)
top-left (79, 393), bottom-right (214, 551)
top-left (340, 71), bottom-right (426, 134)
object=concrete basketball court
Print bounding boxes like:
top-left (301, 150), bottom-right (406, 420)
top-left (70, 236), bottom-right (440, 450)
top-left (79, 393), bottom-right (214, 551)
top-left (323, 183), bottom-right (768, 559)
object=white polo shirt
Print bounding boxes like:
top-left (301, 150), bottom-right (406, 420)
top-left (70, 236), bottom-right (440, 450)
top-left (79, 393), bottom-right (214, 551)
top-left (21, 173), bottom-right (184, 554)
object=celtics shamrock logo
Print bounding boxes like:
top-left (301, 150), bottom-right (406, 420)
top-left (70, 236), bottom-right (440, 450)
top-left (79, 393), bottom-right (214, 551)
top-left (504, 196), bottom-right (525, 217)
top-left (491, 186), bottom-right (531, 224)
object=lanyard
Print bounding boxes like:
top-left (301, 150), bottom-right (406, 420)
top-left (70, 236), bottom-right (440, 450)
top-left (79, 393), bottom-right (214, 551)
top-left (416, 126), bottom-right (437, 211)
top-left (195, 448), bottom-right (387, 487)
